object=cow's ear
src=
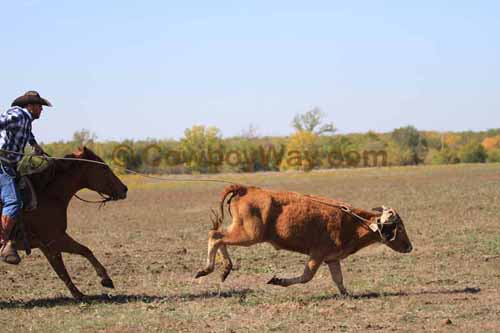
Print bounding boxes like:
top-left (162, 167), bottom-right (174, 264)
top-left (372, 206), bottom-right (384, 213)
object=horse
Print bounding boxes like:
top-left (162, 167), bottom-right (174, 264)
top-left (6, 146), bottom-right (128, 299)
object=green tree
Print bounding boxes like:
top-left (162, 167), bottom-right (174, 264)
top-left (72, 129), bottom-right (97, 147)
top-left (280, 131), bottom-right (319, 171)
top-left (487, 148), bottom-right (500, 163)
top-left (391, 126), bottom-right (428, 165)
top-left (429, 148), bottom-right (460, 165)
top-left (459, 141), bottom-right (487, 163)
top-left (111, 139), bottom-right (143, 172)
top-left (291, 107), bottom-right (336, 135)
top-left (180, 125), bottom-right (223, 173)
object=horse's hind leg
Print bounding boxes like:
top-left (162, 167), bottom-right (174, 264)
top-left (40, 247), bottom-right (85, 299)
top-left (58, 233), bottom-right (114, 289)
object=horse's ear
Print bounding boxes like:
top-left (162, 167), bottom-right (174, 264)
top-left (372, 206), bottom-right (384, 213)
top-left (73, 147), bottom-right (84, 157)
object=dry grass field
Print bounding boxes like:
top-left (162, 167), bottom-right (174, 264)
top-left (1, 164), bottom-right (499, 332)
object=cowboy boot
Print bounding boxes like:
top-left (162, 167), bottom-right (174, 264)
top-left (0, 215), bottom-right (21, 265)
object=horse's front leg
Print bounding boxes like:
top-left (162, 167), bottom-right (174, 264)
top-left (40, 246), bottom-right (85, 299)
top-left (57, 233), bottom-right (114, 288)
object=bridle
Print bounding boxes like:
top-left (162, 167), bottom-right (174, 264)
top-left (339, 204), bottom-right (400, 243)
top-left (73, 192), bottom-right (114, 208)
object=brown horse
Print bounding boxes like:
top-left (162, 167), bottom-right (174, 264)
top-left (10, 147), bottom-right (128, 299)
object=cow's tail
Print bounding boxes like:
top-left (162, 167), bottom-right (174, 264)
top-left (211, 184), bottom-right (248, 231)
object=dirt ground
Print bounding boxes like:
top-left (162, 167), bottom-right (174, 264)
top-left (1, 164), bottom-right (499, 332)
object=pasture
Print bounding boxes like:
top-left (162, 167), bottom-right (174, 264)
top-left (1, 164), bottom-right (499, 331)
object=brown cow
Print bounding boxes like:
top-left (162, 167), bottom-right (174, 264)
top-left (195, 184), bottom-right (413, 295)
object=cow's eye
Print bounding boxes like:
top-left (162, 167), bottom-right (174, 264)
top-left (382, 224), bottom-right (396, 236)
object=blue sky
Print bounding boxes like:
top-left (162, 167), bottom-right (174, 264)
top-left (1, 1), bottom-right (499, 143)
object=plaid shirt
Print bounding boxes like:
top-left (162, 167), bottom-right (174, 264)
top-left (0, 106), bottom-right (37, 163)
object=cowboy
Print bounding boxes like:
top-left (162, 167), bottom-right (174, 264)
top-left (0, 91), bottom-right (50, 264)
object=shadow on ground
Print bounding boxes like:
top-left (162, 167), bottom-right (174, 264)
top-left (307, 286), bottom-right (481, 302)
top-left (0, 286), bottom-right (481, 310)
top-left (0, 288), bottom-right (252, 310)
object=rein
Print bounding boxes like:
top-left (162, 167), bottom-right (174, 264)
top-left (73, 192), bottom-right (113, 208)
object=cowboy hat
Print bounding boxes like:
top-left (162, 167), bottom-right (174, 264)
top-left (11, 91), bottom-right (52, 107)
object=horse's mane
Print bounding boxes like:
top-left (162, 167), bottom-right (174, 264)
top-left (27, 155), bottom-right (74, 192)
top-left (27, 147), bottom-right (103, 192)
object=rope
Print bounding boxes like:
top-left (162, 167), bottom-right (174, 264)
top-left (288, 192), bottom-right (399, 242)
top-left (1, 148), bottom-right (397, 241)
top-left (0, 148), bottom-right (237, 185)
top-left (282, 191), bottom-right (376, 227)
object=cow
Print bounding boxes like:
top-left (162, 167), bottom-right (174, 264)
top-left (195, 184), bottom-right (413, 296)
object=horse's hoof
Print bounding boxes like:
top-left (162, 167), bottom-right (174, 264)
top-left (72, 291), bottom-right (86, 300)
top-left (101, 278), bottom-right (115, 289)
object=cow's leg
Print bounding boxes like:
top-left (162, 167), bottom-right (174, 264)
top-left (327, 260), bottom-right (349, 296)
top-left (195, 222), bottom-right (260, 279)
top-left (268, 256), bottom-right (323, 287)
top-left (40, 247), bottom-right (85, 299)
top-left (195, 230), bottom-right (225, 278)
top-left (218, 245), bottom-right (233, 282)
top-left (57, 233), bottom-right (114, 288)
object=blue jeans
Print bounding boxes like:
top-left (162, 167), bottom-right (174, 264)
top-left (0, 162), bottom-right (22, 218)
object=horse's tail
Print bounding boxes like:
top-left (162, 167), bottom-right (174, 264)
top-left (211, 184), bottom-right (248, 231)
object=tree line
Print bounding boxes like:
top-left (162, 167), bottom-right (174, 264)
top-left (37, 109), bottom-right (500, 174)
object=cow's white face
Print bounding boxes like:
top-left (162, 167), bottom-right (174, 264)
top-left (379, 206), bottom-right (397, 224)
top-left (373, 206), bottom-right (413, 253)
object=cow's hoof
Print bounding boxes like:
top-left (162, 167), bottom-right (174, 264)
top-left (220, 268), bottom-right (231, 282)
top-left (195, 270), bottom-right (209, 279)
top-left (101, 278), bottom-right (115, 289)
top-left (267, 276), bottom-right (284, 286)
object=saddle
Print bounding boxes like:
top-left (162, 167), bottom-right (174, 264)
top-left (18, 177), bottom-right (38, 212)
